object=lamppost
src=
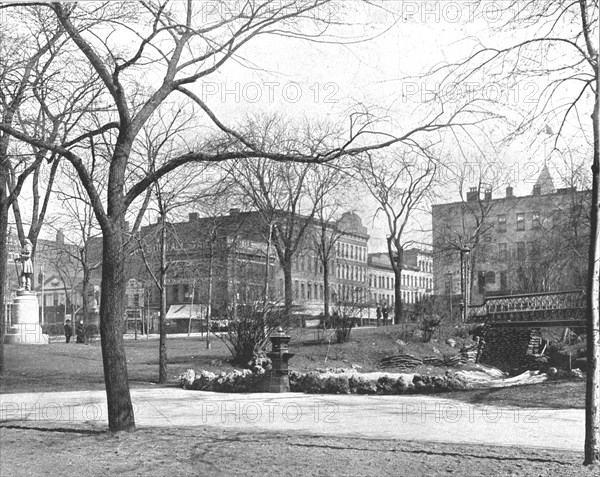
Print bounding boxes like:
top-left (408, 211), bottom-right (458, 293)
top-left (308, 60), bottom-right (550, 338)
top-left (460, 247), bottom-right (471, 323)
top-left (445, 272), bottom-right (453, 321)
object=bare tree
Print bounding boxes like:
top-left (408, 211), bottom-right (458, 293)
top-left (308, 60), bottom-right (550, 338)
top-left (0, 1), bottom-right (480, 432)
top-left (0, 8), bottom-right (99, 374)
top-left (49, 161), bottom-right (105, 326)
top-left (357, 149), bottom-right (437, 323)
top-left (432, 156), bottom-right (513, 320)
top-left (227, 132), bottom-right (343, 321)
top-left (312, 200), bottom-right (348, 320)
top-left (430, 0), bottom-right (599, 462)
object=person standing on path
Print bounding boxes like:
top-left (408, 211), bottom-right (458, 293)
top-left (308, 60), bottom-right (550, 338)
top-left (64, 319), bottom-right (73, 344)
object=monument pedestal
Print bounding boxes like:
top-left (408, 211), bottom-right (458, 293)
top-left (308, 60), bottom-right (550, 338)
top-left (4, 291), bottom-right (48, 344)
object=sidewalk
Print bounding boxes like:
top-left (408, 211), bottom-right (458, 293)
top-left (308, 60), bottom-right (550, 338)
top-left (0, 387), bottom-right (584, 451)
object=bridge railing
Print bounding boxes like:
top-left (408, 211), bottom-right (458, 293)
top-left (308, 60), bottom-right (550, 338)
top-left (467, 290), bottom-right (586, 323)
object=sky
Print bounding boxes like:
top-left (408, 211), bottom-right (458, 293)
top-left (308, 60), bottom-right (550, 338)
top-left (9, 1), bottom-right (593, 251)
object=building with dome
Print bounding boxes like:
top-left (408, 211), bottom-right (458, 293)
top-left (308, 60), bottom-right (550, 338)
top-left (432, 165), bottom-right (590, 316)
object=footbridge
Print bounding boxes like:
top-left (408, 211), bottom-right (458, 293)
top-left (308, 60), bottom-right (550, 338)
top-left (468, 289), bottom-right (586, 328)
top-left (467, 290), bottom-right (586, 371)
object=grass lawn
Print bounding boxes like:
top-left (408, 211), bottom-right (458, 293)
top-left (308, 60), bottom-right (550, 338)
top-left (0, 325), bottom-right (586, 409)
top-left (0, 325), bottom-right (591, 476)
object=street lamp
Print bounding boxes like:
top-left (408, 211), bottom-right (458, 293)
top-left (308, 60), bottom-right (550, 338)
top-left (445, 272), bottom-right (453, 321)
top-left (460, 248), bottom-right (471, 323)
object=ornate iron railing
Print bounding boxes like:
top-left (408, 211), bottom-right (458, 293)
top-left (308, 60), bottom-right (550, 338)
top-left (468, 290), bottom-right (586, 324)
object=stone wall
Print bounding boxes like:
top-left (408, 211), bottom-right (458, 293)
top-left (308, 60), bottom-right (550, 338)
top-left (477, 326), bottom-right (542, 372)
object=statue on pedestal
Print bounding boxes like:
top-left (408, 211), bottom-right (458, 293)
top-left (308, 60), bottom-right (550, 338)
top-left (15, 239), bottom-right (34, 292)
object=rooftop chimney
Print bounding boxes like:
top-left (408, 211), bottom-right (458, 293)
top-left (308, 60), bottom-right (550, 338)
top-left (466, 187), bottom-right (479, 202)
top-left (484, 189), bottom-right (492, 201)
top-left (506, 186), bottom-right (514, 198)
top-left (189, 212), bottom-right (199, 222)
top-left (532, 184), bottom-right (541, 196)
top-left (56, 229), bottom-right (64, 245)
top-left (229, 208), bottom-right (240, 216)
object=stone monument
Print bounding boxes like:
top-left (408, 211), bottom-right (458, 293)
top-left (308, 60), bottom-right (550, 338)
top-left (4, 239), bottom-right (48, 344)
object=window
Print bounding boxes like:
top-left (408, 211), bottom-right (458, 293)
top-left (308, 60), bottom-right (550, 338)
top-left (532, 211), bottom-right (541, 229)
top-left (516, 213), bottom-right (525, 231)
top-left (497, 215), bottom-right (506, 233)
top-left (517, 242), bottom-right (526, 261)
top-left (485, 271), bottom-right (495, 284)
top-left (500, 271), bottom-right (507, 291)
top-left (301, 283), bottom-right (305, 300)
top-left (307, 283), bottom-right (312, 300)
top-left (498, 243), bottom-right (507, 261)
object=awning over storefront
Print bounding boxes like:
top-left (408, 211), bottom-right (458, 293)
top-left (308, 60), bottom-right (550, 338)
top-left (166, 304), bottom-right (206, 320)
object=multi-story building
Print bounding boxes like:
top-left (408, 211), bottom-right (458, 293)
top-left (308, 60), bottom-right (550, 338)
top-left (368, 247), bottom-right (433, 310)
top-left (432, 165), bottom-right (590, 308)
top-left (137, 209), bottom-right (370, 326)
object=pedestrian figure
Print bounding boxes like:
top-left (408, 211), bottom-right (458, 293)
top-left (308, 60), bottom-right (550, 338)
top-left (376, 305), bottom-right (381, 327)
top-left (382, 304), bottom-right (389, 326)
top-left (64, 319), bottom-right (73, 344)
top-left (76, 320), bottom-right (86, 344)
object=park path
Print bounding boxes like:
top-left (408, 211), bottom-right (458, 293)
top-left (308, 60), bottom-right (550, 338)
top-left (0, 388), bottom-right (583, 451)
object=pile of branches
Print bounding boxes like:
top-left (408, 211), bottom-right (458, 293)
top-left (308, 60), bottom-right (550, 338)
top-left (380, 354), bottom-right (422, 369)
top-left (381, 353), bottom-right (466, 369)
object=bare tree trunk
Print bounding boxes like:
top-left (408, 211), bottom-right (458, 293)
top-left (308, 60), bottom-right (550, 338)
top-left (584, 67), bottom-right (600, 465)
top-left (158, 214), bottom-right (167, 384)
top-left (283, 260), bottom-right (293, 322)
top-left (391, 244), bottom-right (403, 324)
top-left (100, 227), bottom-right (135, 432)
top-left (0, 190), bottom-right (8, 377)
top-left (394, 270), bottom-right (402, 325)
top-left (81, 259), bottom-right (90, 324)
top-left (206, 250), bottom-right (213, 350)
top-left (323, 259), bottom-right (330, 319)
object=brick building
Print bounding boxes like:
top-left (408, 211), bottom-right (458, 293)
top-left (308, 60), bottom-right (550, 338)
top-left (137, 209), bottom-right (371, 326)
top-left (432, 165), bottom-right (590, 308)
